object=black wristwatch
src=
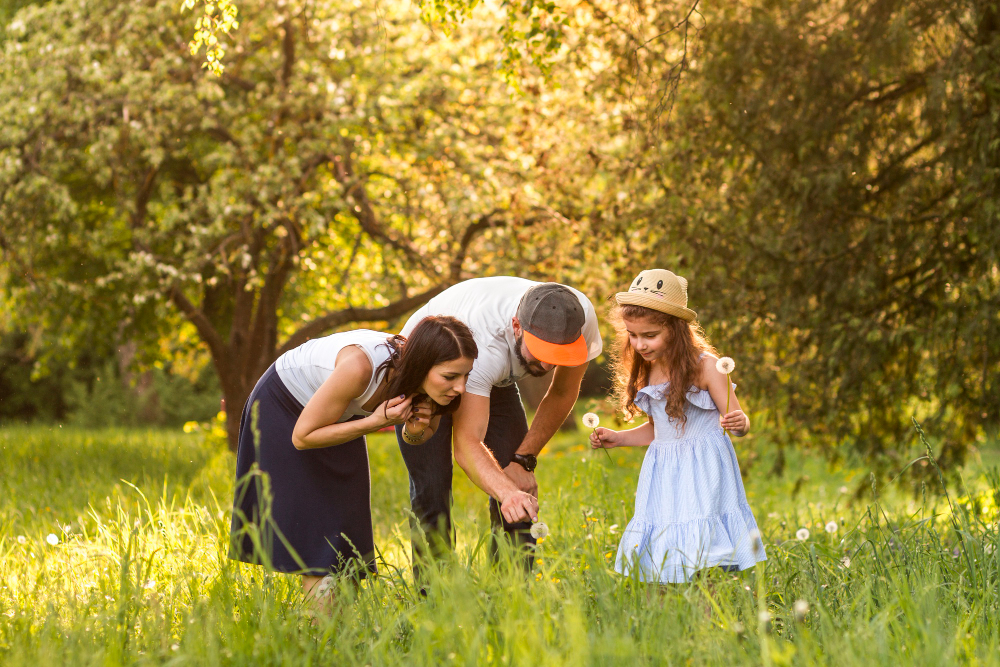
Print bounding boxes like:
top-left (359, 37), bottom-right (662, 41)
top-left (512, 453), bottom-right (537, 473)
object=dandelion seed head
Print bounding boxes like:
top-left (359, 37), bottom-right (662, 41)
top-left (749, 528), bottom-right (763, 555)
top-left (582, 413), bottom-right (600, 429)
top-left (530, 521), bottom-right (549, 539)
top-left (840, 556), bottom-right (851, 569)
top-left (758, 610), bottom-right (772, 624)
top-left (716, 356), bottom-right (736, 375)
top-left (45, 533), bottom-right (59, 546)
top-left (793, 599), bottom-right (809, 621)
top-left (796, 528), bottom-right (810, 541)
top-left (825, 521), bottom-right (838, 534)
top-left (16, 536), bottom-right (26, 545)
top-left (839, 485), bottom-right (849, 494)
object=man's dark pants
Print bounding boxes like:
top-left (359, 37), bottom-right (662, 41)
top-left (395, 384), bottom-right (535, 573)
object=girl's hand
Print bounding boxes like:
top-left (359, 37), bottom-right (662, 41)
top-left (375, 395), bottom-right (413, 428)
top-left (590, 427), bottom-right (622, 449)
top-left (720, 410), bottom-right (750, 436)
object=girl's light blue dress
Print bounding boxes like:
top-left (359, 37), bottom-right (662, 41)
top-left (615, 380), bottom-right (766, 583)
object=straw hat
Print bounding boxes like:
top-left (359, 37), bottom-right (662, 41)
top-left (615, 269), bottom-right (697, 322)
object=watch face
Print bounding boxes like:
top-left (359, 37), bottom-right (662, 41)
top-left (515, 454), bottom-right (537, 472)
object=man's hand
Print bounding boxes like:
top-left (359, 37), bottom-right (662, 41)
top-left (503, 461), bottom-right (538, 497)
top-left (499, 490), bottom-right (538, 524)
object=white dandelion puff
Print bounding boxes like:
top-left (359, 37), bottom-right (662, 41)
top-left (716, 356), bottom-right (736, 375)
top-left (16, 535), bottom-right (26, 545)
top-left (796, 528), bottom-right (810, 541)
top-left (582, 413), bottom-right (600, 429)
top-left (839, 485), bottom-right (849, 494)
top-left (45, 533), bottom-right (59, 546)
top-left (793, 599), bottom-right (809, 622)
top-left (825, 521), bottom-right (838, 534)
top-left (758, 609), bottom-right (772, 631)
top-left (748, 528), bottom-right (763, 555)
top-left (530, 521), bottom-right (549, 539)
top-left (840, 556), bottom-right (852, 569)
top-left (315, 575), bottom-right (336, 599)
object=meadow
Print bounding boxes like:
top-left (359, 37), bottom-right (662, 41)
top-left (1, 419), bottom-right (998, 666)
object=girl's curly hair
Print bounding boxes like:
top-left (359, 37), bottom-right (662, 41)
top-left (610, 304), bottom-right (717, 426)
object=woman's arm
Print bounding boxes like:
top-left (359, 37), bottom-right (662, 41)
top-left (700, 354), bottom-right (750, 436)
top-left (590, 421), bottom-right (655, 448)
top-left (292, 346), bottom-right (412, 449)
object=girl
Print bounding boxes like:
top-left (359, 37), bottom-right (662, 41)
top-left (590, 269), bottom-right (765, 583)
top-left (230, 315), bottom-right (477, 598)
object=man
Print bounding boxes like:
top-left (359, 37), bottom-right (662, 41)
top-left (396, 276), bottom-right (602, 566)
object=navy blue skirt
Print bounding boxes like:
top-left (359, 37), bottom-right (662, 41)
top-left (229, 364), bottom-right (375, 576)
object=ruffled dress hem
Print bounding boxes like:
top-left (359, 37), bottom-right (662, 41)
top-left (614, 498), bottom-right (766, 584)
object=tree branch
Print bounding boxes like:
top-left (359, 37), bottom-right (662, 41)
top-left (168, 284), bottom-right (228, 368)
top-left (276, 283), bottom-right (448, 356)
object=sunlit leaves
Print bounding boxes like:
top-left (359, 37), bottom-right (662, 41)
top-left (181, 0), bottom-right (238, 76)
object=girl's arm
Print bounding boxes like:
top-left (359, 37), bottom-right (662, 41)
top-left (590, 421), bottom-right (655, 449)
top-left (292, 346), bottom-right (412, 449)
top-left (700, 354), bottom-right (750, 436)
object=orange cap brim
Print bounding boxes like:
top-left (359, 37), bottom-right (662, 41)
top-left (522, 330), bottom-right (588, 367)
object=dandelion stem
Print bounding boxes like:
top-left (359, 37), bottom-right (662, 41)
top-left (723, 372), bottom-right (732, 437)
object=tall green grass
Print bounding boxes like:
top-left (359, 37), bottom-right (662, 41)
top-left (1, 424), bottom-right (997, 665)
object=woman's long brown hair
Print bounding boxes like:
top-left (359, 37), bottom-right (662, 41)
top-left (610, 304), bottom-right (717, 426)
top-left (374, 315), bottom-right (478, 416)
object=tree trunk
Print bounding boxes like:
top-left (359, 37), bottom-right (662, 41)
top-left (215, 356), bottom-right (256, 453)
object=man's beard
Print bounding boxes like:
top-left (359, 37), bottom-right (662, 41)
top-left (514, 333), bottom-right (550, 378)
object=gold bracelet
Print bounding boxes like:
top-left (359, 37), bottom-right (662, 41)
top-left (401, 425), bottom-right (426, 444)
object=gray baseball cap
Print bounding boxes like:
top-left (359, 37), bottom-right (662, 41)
top-left (516, 283), bottom-right (588, 366)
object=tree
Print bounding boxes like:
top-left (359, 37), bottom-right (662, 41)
top-left (1, 0), bottom-right (613, 448)
top-left (577, 0), bottom-right (1000, 469)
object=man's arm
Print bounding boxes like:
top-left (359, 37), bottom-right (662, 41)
top-left (516, 361), bottom-right (588, 456)
top-left (452, 393), bottom-right (538, 523)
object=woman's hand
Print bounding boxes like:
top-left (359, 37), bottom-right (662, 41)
top-left (590, 427), bottom-right (623, 449)
top-left (400, 397), bottom-right (434, 445)
top-left (374, 394), bottom-right (413, 428)
top-left (720, 409), bottom-right (750, 436)
top-left (405, 397), bottom-right (433, 433)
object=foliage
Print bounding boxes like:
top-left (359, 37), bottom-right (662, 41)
top-left (183, 0), bottom-right (239, 75)
top-left (573, 0), bottom-right (1000, 468)
top-left (1, 424), bottom-right (999, 664)
top-left (183, 0), bottom-right (575, 78)
top-left (0, 327), bottom-right (220, 426)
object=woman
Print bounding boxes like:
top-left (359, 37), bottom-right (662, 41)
top-left (229, 315), bottom-right (477, 597)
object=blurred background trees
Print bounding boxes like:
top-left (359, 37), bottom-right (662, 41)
top-left (1, 0), bottom-right (997, 468)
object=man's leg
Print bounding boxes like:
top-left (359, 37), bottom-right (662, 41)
top-left (483, 384), bottom-right (535, 567)
top-left (396, 415), bottom-right (454, 577)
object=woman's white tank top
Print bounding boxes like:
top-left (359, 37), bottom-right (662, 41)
top-left (274, 329), bottom-right (394, 421)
